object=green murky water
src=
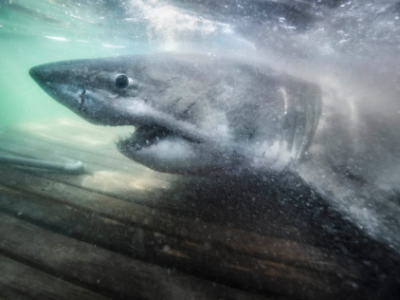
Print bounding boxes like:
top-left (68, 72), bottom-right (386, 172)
top-left (0, 1), bottom-right (141, 126)
top-left (0, 0), bottom-right (247, 127)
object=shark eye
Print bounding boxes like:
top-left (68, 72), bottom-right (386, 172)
top-left (115, 74), bottom-right (129, 89)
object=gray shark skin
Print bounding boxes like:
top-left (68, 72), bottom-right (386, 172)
top-left (29, 53), bottom-right (321, 176)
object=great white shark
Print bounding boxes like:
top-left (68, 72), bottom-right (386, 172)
top-left (29, 53), bottom-right (321, 175)
top-left (29, 52), bottom-right (400, 259)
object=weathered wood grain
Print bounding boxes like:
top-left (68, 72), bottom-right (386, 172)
top-left (0, 185), bottom-right (368, 300)
top-left (0, 255), bottom-right (112, 300)
top-left (0, 126), bottom-right (307, 240)
top-left (0, 166), bottom-right (354, 270)
top-left (0, 121), bottom-right (390, 299)
top-left (0, 132), bottom-right (171, 197)
top-left (0, 128), bottom-right (344, 263)
top-left (0, 212), bottom-right (274, 300)
top-left (0, 288), bottom-right (32, 300)
top-left (0, 124), bottom-right (152, 175)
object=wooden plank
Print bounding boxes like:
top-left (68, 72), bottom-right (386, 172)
top-left (0, 131), bottom-right (316, 243)
top-left (0, 255), bottom-right (112, 300)
top-left (0, 212), bottom-right (274, 300)
top-left (0, 124), bottom-right (389, 299)
top-left (0, 123), bottom-right (155, 175)
top-left (0, 185), bottom-right (368, 300)
top-left (4, 125), bottom-right (397, 259)
top-left (0, 288), bottom-right (32, 300)
top-left (0, 121), bottom-right (174, 199)
top-left (0, 133), bottom-right (172, 195)
top-left (0, 166), bottom-right (353, 270)
top-left (0, 129), bottom-right (186, 214)
top-left (0, 126), bottom-right (311, 242)
top-left (4, 118), bottom-right (131, 158)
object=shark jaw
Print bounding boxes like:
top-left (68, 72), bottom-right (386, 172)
top-left (29, 60), bottom-right (235, 175)
top-left (116, 123), bottom-right (207, 174)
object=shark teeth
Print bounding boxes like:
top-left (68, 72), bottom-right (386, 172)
top-left (117, 124), bottom-right (172, 151)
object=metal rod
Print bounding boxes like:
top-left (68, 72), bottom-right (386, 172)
top-left (0, 155), bottom-right (85, 174)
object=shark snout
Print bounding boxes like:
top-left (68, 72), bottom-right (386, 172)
top-left (29, 66), bottom-right (42, 82)
top-left (29, 62), bottom-right (68, 87)
top-left (29, 65), bottom-right (51, 87)
top-left (29, 63), bottom-right (82, 112)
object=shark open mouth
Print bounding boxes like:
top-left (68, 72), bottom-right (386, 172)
top-left (117, 124), bottom-right (199, 152)
top-left (118, 125), bottom-right (171, 151)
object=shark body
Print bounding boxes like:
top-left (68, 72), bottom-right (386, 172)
top-left (29, 53), bottom-right (321, 176)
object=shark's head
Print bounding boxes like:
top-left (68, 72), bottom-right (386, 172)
top-left (30, 53), bottom-right (321, 175)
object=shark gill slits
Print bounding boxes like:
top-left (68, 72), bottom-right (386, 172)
top-left (115, 74), bottom-right (129, 89)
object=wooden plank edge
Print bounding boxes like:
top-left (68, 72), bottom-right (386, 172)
top-left (0, 167), bottom-right (362, 272)
top-left (0, 185), bottom-right (369, 300)
top-left (0, 212), bottom-right (275, 300)
top-left (0, 254), bottom-right (113, 300)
